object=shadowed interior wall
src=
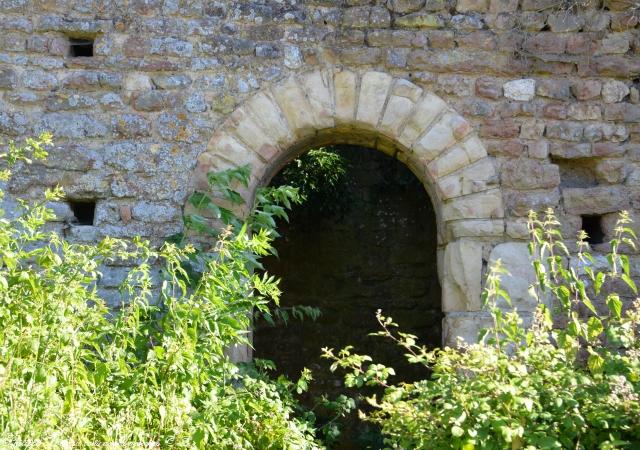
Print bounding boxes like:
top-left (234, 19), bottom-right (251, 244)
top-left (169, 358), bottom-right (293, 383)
top-left (254, 145), bottom-right (441, 405)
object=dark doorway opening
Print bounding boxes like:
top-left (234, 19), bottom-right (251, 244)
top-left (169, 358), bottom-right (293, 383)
top-left (253, 146), bottom-right (442, 449)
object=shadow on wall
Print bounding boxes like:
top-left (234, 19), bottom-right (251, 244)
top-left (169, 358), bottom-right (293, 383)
top-left (253, 145), bottom-right (442, 449)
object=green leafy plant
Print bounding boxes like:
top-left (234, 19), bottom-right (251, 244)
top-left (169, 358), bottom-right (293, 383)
top-left (324, 209), bottom-right (640, 449)
top-left (272, 147), bottom-right (349, 215)
top-left (0, 134), bottom-right (322, 449)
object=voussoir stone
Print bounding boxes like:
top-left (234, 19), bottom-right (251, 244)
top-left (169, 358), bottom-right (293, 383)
top-left (356, 71), bottom-right (393, 128)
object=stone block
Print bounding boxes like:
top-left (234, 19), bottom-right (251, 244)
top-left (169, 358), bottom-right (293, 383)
top-left (502, 158), bottom-right (560, 190)
top-left (38, 113), bottom-right (109, 139)
top-left (113, 114), bottom-right (151, 138)
top-left (546, 13), bottom-right (584, 32)
top-left (602, 80), bottom-right (630, 103)
top-left (505, 188), bottom-right (560, 216)
top-left (412, 113), bottom-right (460, 160)
top-left (356, 71), bottom-right (393, 128)
top-left (480, 119), bottom-right (520, 139)
top-left (271, 76), bottom-right (317, 138)
top-left (132, 201), bottom-right (180, 223)
top-left (206, 132), bottom-right (263, 172)
top-left (489, 0), bottom-right (518, 13)
top-left (226, 109), bottom-right (278, 163)
top-left (567, 104), bottom-right (601, 121)
top-left (488, 242), bottom-right (540, 311)
top-left (443, 313), bottom-right (493, 345)
top-left (245, 92), bottom-right (294, 149)
top-left (395, 12), bottom-right (445, 28)
top-left (503, 79), bottom-right (536, 101)
top-left (437, 157), bottom-right (498, 199)
top-left (380, 94), bottom-right (416, 137)
top-left (571, 80), bottom-right (602, 100)
top-left (528, 140), bottom-right (549, 159)
top-left (442, 188), bottom-right (504, 221)
top-left (334, 70), bottom-right (358, 123)
top-left (0, 68), bottom-right (17, 89)
top-left (597, 32), bottom-right (630, 55)
top-left (387, 0), bottom-right (426, 13)
top-left (22, 70), bottom-right (57, 90)
top-left (456, 0), bottom-right (488, 12)
top-left (399, 92), bottom-right (448, 146)
top-left (545, 122), bottom-right (583, 142)
top-left (536, 79), bottom-right (571, 100)
top-left (428, 145), bottom-right (470, 178)
top-left (595, 159), bottom-right (627, 184)
top-left (447, 219), bottom-right (504, 239)
top-left (563, 186), bottom-right (628, 215)
top-left (123, 72), bottom-right (153, 91)
top-left (442, 239), bottom-right (483, 312)
top-left (300, 70), bottom-right (335, 130)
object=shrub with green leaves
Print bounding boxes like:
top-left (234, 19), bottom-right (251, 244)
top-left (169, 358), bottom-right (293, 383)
top-left (324, 209), bottom-right (640, 450)
top-left (0, 134), bottom-right (321, 449)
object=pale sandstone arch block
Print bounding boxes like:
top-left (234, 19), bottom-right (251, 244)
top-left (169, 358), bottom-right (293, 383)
top-left (413, 117), bottom-right (457, 161)
top-left (245, 91), bottom-right (294, 149)
top-left (446, 219), bottom-right (505, 240)
top-left (391, 78), bottom-right (423, 102)
top-left (380, 95), bottom-right (415, 137)
top-left (427, 145), bottom-right (470, 179)
top-left (442, 188), bottom-right (504, 221)
top-left (442, 239), bottom-right (483, 312)
top-left (379, 79), bottom-right (424, 137)
top-left (271, 76), bottom-right (317, 139)
top-left (437, 157), bottom-right (498, 200)
top-left (333, 70), bottom-right (358, 123)
top-left (300, 70), bottom-right (335, 130)
top-left (226, 108), bottom-right (279, 163)
top-left (427, 135), bottom-right (487, 180)
top-left (207, 131), bottom-right (266, 173)
top-left (356, 71), bottom-right (393, 128)
top-left (461, 135), bottom-right (487, 160)
top-left (398, 92), bottom-right (447, 147)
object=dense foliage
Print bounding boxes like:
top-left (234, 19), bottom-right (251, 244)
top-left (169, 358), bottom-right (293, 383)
top-left (0, 134), bottom-right (321, 449)
top-left (325, 210), bottom-right (640, 450)
top-left (272, 147), bottom-right (349, 215)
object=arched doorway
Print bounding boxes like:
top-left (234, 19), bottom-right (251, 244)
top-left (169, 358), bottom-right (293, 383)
top-left (191, 68), bottom-right (505, 357)
top-left (253, 144), bottom-right (441, 447)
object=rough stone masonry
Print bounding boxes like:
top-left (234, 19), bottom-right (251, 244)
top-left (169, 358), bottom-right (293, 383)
top-left (0, 0), bottom-right (639, 346)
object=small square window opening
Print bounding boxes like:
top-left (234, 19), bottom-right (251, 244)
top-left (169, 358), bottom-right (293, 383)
top-left (69, 200), bottom-right (96, 225)
top-left (581, 215), bottom-right (604, 245)
top-left (69, 38), bottom-right (94, 57)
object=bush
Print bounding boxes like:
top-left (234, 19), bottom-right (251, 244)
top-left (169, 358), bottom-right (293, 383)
top-left (324, 209), bottom-right (640, 449)
top-left (0, 134), bottom-right (321, 449)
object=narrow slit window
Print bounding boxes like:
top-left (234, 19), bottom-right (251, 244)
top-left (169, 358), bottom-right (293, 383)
top-left (581, 215), bottom-right (604, 245)
top-left (69, 38), bottom-right (94, 57)
top-left (69, 200), bottom-right (96, 225)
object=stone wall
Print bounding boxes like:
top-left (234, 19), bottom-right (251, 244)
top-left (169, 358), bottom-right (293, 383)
top-left (1, 0), bottom-right (639, 342)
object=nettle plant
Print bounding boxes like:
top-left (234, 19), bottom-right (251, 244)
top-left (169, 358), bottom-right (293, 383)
top-left (0, 134), bottom-right (323, 449)
top-left (324, 209), bottom-right (640, 450)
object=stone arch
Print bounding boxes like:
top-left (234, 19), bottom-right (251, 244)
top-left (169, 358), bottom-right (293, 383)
top-left (192, 68), bottom-right (504, 347)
